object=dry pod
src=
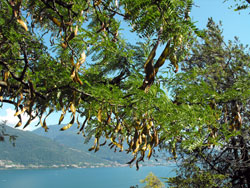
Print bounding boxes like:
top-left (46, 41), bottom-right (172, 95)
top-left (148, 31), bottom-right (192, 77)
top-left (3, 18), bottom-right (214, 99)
top-left (17, 18), bottom-right (28, 31)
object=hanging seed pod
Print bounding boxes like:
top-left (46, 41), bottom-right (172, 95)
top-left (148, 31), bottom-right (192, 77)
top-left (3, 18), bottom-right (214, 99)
top-left (61, 41), bottom-right (67, 49)
top-left (3, 71), bottom-right (10, 81)
top-left (14, 106), bottom-right (27, 116)
top-left (51, 17), bottom-right (61, 27)
top-left (60, 115), bottom-right (75, 131)
top-left (67, 25), bottom-right (78, 41)
top-left (126, 155), bottom-right (137, 165)
top-left (17, 18), bottom-right (28, 31)
top-left (15, 114), bottom-right (22, 128)
top-left (147, 144), bottom-right (153, 159)
top-left (79, 51), bottom-right (86, 64)
top-left (94, 137), bottom-right (100, 152)
top-left (97, 108), bottom-right (102, 122)
top-left (169, 54), bottom-right (178, 73)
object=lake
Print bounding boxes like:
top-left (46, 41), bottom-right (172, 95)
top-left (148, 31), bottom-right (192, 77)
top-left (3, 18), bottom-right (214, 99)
top-left (0, 166), bottom-right (176, 188)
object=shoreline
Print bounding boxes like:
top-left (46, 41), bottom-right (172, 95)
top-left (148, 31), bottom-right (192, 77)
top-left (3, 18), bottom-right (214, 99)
top-left (0, 161), bottom-right (174, 170)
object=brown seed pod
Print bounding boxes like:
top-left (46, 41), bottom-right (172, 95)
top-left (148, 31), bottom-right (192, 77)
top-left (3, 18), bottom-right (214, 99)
top-left (17, 18), bottom-right (28, 31)
top-left (51, 17), bottom-right (61, 27)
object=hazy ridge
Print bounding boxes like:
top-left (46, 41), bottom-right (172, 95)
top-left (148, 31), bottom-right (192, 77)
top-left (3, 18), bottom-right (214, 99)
top-left (0, 124), bottom-right (169, 169)
top-left (0, 125), bottom-right (115, 169)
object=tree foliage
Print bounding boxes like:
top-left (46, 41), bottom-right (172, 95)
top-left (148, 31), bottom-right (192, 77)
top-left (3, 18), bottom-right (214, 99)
top-left (140, 172), bottom-right (165, 188)
top-left (0, 0), bottom-right (249, 171)
top-left (0, 121), bottom-right (17, 145)
top-left (0, 0), bottom-right (199, 167)
top-left (166, 19), bottom-right (250, 187)
top-left (167, 160), bottom-right (231, 188)
top-left (224, 0), bottom-right (250, 11)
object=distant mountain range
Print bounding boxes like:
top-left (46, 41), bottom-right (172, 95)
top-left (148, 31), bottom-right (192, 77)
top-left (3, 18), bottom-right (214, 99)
top-left (32, 124), bottom-right (132, 164)
top-left (0, 124), bottom-right (169, 169)
top-left (0, 125), bottom-right (115, 169)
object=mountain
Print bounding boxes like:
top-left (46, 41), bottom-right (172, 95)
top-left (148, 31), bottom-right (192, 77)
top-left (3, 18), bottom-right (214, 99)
top-left (33, 124), bottom-right (132, 164)
top-left (33, 124), bottom-right (170, 165)
top-left (0, 125), bottom-right (114, 168)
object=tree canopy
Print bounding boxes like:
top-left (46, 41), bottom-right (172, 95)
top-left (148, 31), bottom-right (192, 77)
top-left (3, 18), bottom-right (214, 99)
top-left (166, 18), bottom-right (250, 187)
top-left (0, 0), bottom-right (250, 170)
top-left (225, 0), bottom-right (250, 11)
top-left (140, 172), bottom-right (165, 188)
top-left (0, 0), bottom-right (198, 166)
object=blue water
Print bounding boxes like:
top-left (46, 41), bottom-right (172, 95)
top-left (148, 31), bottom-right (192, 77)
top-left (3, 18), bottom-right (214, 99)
top-left (0, 166), bottom-right (175, 188)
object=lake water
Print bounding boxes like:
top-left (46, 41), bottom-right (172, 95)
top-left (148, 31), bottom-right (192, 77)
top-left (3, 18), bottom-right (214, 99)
top-left (0, 166), bottom-right (176, 188)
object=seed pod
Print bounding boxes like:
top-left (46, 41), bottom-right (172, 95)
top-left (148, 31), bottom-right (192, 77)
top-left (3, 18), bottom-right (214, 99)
top-left (97, 108), bottom-right (102, 122)
top-left (70, 56), bottom-right (75, 66)
top-left (3, 71), bottom-right (10, 81)
top-left (115, 122), bottom-right (121, 133)
top-left (94, 0), bottom-right (102, 6)
top-left (70, 102), bottom-right (76, 114)
top-left (174, 35), bottom-right (183, 46)
top-left (74, 73), bottom-right (83, 85)
top-left (15, 121), bottom-right (22, 128)
top-left (100, 140), bottom-right (107, 146)
top-left (17, 18), bottom-right (28, 31)
top-left (76, 115), bottom-right (81, 129)
top-left (67, 26), bottom-right (78, 41)
top-left (88, 145), bottom-right (96, 151)
top-left (133, 139), bottom-right (140, 154)
top-left (154, 41), bottom-right (171, 72)
top-left (147, 144), bottom-right (153, 159)
top-left (126, 155), bottom-right (137, 165)
top-left (58, 107), bottom-right (65, 125)
top-left (94, 137), bottom-right (100, 152)
top-left (14, 106), bottom-right (27, 116)
top-left (51, 17), bottom-right (61, 27)
top-left (169, 54), bottom-right (178, 73)
top-left (60, 115), bottom-right (75, 131)
top-left (61, 42), bottom-right (67, 49)
top-left (79, 51), bottom-right (86, 64)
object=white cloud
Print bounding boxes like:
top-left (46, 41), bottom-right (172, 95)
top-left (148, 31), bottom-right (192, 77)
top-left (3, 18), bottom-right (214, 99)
top-left (0, 108), bottom-right (39, 131)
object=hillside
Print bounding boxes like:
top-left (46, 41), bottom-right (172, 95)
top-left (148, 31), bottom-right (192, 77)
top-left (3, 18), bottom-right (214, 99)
top-left (33, 124), bottom-right (170, 165)
top-left (33, 124), bottom-right (132, 164)
top-left (0, 125), bottom-right (114, 169)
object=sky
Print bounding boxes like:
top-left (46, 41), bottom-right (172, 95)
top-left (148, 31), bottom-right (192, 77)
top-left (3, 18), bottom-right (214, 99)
top-left (1, 0), bottom-right (249, 131)
top-left (192, 0), bottom-right (250, 45)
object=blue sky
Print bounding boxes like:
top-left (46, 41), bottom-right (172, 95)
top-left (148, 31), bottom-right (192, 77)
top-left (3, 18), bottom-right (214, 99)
top-left (1, 0), bottom-right (249, 131)
top-left (192, 0), bottom-right (250, 45)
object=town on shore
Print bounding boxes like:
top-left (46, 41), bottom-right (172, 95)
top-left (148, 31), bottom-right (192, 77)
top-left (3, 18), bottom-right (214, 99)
top-left (0, 159), bottom-right (172, 170)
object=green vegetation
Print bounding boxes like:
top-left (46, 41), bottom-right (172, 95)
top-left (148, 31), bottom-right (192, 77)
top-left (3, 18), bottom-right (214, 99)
top-left (225, 0), bottom-right (250, 11)
top-left (0, 0), bottom-right (198, 166)
top-left (130, 172), bottom-right (165, 188)
top-left (0, 121), bottom-right (17, 145)
top-left (140, 172), bottom-right (165, 188)
top-left (0, 0), bottom-right (198, 167)
top-left (164, 18), bottom-right (250, 187)
top-left (166, 160), bottom-right (231, 188)
top-left (1, 0), bottom-right (250, 187)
